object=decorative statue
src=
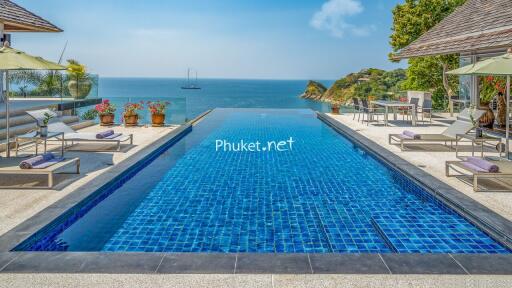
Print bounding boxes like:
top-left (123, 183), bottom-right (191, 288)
top-left (496, 92), bottom-right (507, 127)
top-left (478, 101), bottom-right (495, 129)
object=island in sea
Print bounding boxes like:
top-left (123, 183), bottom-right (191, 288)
top-left (301, 68), bottom-right (406, 104)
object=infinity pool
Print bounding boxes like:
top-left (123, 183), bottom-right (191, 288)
top-left (20, 109), bottom-right (509, 253)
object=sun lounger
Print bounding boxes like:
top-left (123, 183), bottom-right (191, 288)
top-left (50, 123), bottom-right (133, 151)
top-left (0, 157), bottom-right (80, 188)
top-left (446, 157), bottom-right (512, 192)
top-left (25, 109), bottom-right (133, 151)
top-left (388, 108), bottom-right (485, 151)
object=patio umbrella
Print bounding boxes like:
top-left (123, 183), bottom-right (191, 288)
top-left (0, 42), bottom-right (66, 157)
top-left (447, 48), bottom-right (512, 159)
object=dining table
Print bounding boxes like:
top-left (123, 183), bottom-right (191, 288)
top-left (371, 100), bottom-right (417, 126)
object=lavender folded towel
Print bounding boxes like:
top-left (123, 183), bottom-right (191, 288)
top-left (96, 130), bottom-right (115, 139)
top-left (461, 162), bottom-right (488, 173)
top-left (466, 157), bottom-right (499, 173)
top-left (19, 153), bottom-right (55, 169)
top-left (32, 157), bottom-right (64, 169)
top-left (104, 133), bottom-right (122, 139)
top-left (402, 130), bottom-right (420, 139)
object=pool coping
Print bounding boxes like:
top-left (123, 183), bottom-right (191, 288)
top-left (0, 109), bottom-right (512, 275)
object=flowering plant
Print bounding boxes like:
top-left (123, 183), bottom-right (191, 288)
top-left (95, 99), bottom-right (116, 115)
top-left (147, 100), bottom-right (170, 115)
top-left (124, 101), bottom-right (144, 116)
top-left (480, 76), bottom-right (507, 104)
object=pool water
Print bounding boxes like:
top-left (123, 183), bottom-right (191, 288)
top-left (23, 109), bottom-right (509, 253)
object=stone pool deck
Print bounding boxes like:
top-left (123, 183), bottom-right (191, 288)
top-left (326, 112), bottom-right (512, 222)
top-left (1, 111), bottom-right (512, 287)
top-left (0, 124), bottom-right (181, 236)
top-left (1, 274), bottom-right (512, 288)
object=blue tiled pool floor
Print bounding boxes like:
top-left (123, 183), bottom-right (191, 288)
top-left (25, 109), bottom-right (510, 253)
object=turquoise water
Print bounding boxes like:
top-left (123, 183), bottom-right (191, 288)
top-left (97, 78), bottom-right (332, 124)
top-left (24, 109), bottom-right (509, 253)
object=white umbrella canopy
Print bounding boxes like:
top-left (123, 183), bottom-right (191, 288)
top-left (447, 48), bottom-right (512, 159)
top-left (1, 42), bottom-right (66, 157)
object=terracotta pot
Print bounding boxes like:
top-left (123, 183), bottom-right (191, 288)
top-left (151, 113), bottom-right (166, 127)
top-left (124, 114), bottom-right (139, 127)
top-left (99, 113), bottom-right (115, 126)
top-left (331, 106), bottom-right (340, 115)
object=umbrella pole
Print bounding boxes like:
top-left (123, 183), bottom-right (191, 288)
top-left (4, 70), bottom-right (9, 157)
top-left (507, 75), bottom-right (511, 160)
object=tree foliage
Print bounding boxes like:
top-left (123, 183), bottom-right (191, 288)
top-left (322, 68), bottom-right (406, 103)
top-left (8, 58), bottom-right (96, 97)
top-left (390, 0), bottom-right (467, 109)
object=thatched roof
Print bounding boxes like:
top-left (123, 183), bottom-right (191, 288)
top-left (394, 0), bottom-right (512, 59)
top-left (0, 0), bottom-right (62, 32)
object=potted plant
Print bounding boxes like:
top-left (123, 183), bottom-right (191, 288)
top-left (478, 76), bottom-right (499, 128)
top-left (66, 59), bottom-right (93, 99)
top-left (147, 100), bottom-right (170, 127)
top-left (330, 98), bottom-right (342, 114)
top-left (80, 109), bottom-right (98, 121)
top-left (40, 112), bottom-right (54, 137)
top-left (123, 101), bottom-right (144, 127)
top-left (95, 99), bottom-right (116, 126)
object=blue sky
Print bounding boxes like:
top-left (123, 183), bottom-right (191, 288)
top-left (13, 0), bottom-right (405, 79)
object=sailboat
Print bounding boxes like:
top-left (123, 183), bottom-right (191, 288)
top-left (181, 68), bottom-right (201, 90)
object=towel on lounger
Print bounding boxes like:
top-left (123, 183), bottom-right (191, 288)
top-left (19, 153), bottom-right (62, 169)
top-left (466, 157), bottom-right (499, 173)
top-left (96, 130), bottom-right (115, 139)
top-left (402, 130), bottom-right (420, 139)
top-left (461, 162), bottom-right (488, 173)
top-left (32, 157), bottom-right (64, 169)
top-left (104, 133), bottom-right (122, 139)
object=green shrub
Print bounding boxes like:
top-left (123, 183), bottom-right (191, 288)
top-left (81, 109), bottom-right (98, 120)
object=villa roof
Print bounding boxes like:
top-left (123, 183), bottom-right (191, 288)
top-left (394, 0), bottom-right (512, 59)
top-left (0, 0), bottom-right (62, 32)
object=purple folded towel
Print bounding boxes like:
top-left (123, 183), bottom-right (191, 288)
top-left (104, 133), bottom-right (122, 139)
top-left (461, 162), bottom-right (488, 173)
top-left (402, 130), bottom-right (420, 139)
top-left (466, 157), bottom-right (499, 173)
top-left (32, 157), bottom-right (64, 169)
top-left (96, 130), bottom-right (115, 139)
top-left (19, 153), bottom-right (55, 169)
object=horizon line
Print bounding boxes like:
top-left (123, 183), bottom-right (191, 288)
top-left (98, 76), bottom-right (338, 81)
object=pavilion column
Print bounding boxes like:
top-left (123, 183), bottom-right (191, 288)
top-left (470, 54), bottom-right (479, 106)
top-left (0, 22), bottom-right (3, 104)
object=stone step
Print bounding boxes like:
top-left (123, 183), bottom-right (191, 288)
top-left (0, 104), bottom-right (56, 119)
top-left (0, 114), bottom-right (40, 130)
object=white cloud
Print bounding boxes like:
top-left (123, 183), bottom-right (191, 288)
top-left (310, 0), bottom-right (372, 38)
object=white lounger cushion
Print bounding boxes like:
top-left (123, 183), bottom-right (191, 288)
top-left (441, 120), bottom-right (474, 138)
top-left (63, 132), bottom-right (131, 142)
top-left (47, 121), bottom-right (130, 142)
top-left (48, 122), bottom-right (77, 134)
top-left (442, 108), bottom-right (486, 139)
top-left (26, 109), bottom-right (59, 127)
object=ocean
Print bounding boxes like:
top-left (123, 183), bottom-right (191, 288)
top-left (97, 78), bottom-right (333, 124)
